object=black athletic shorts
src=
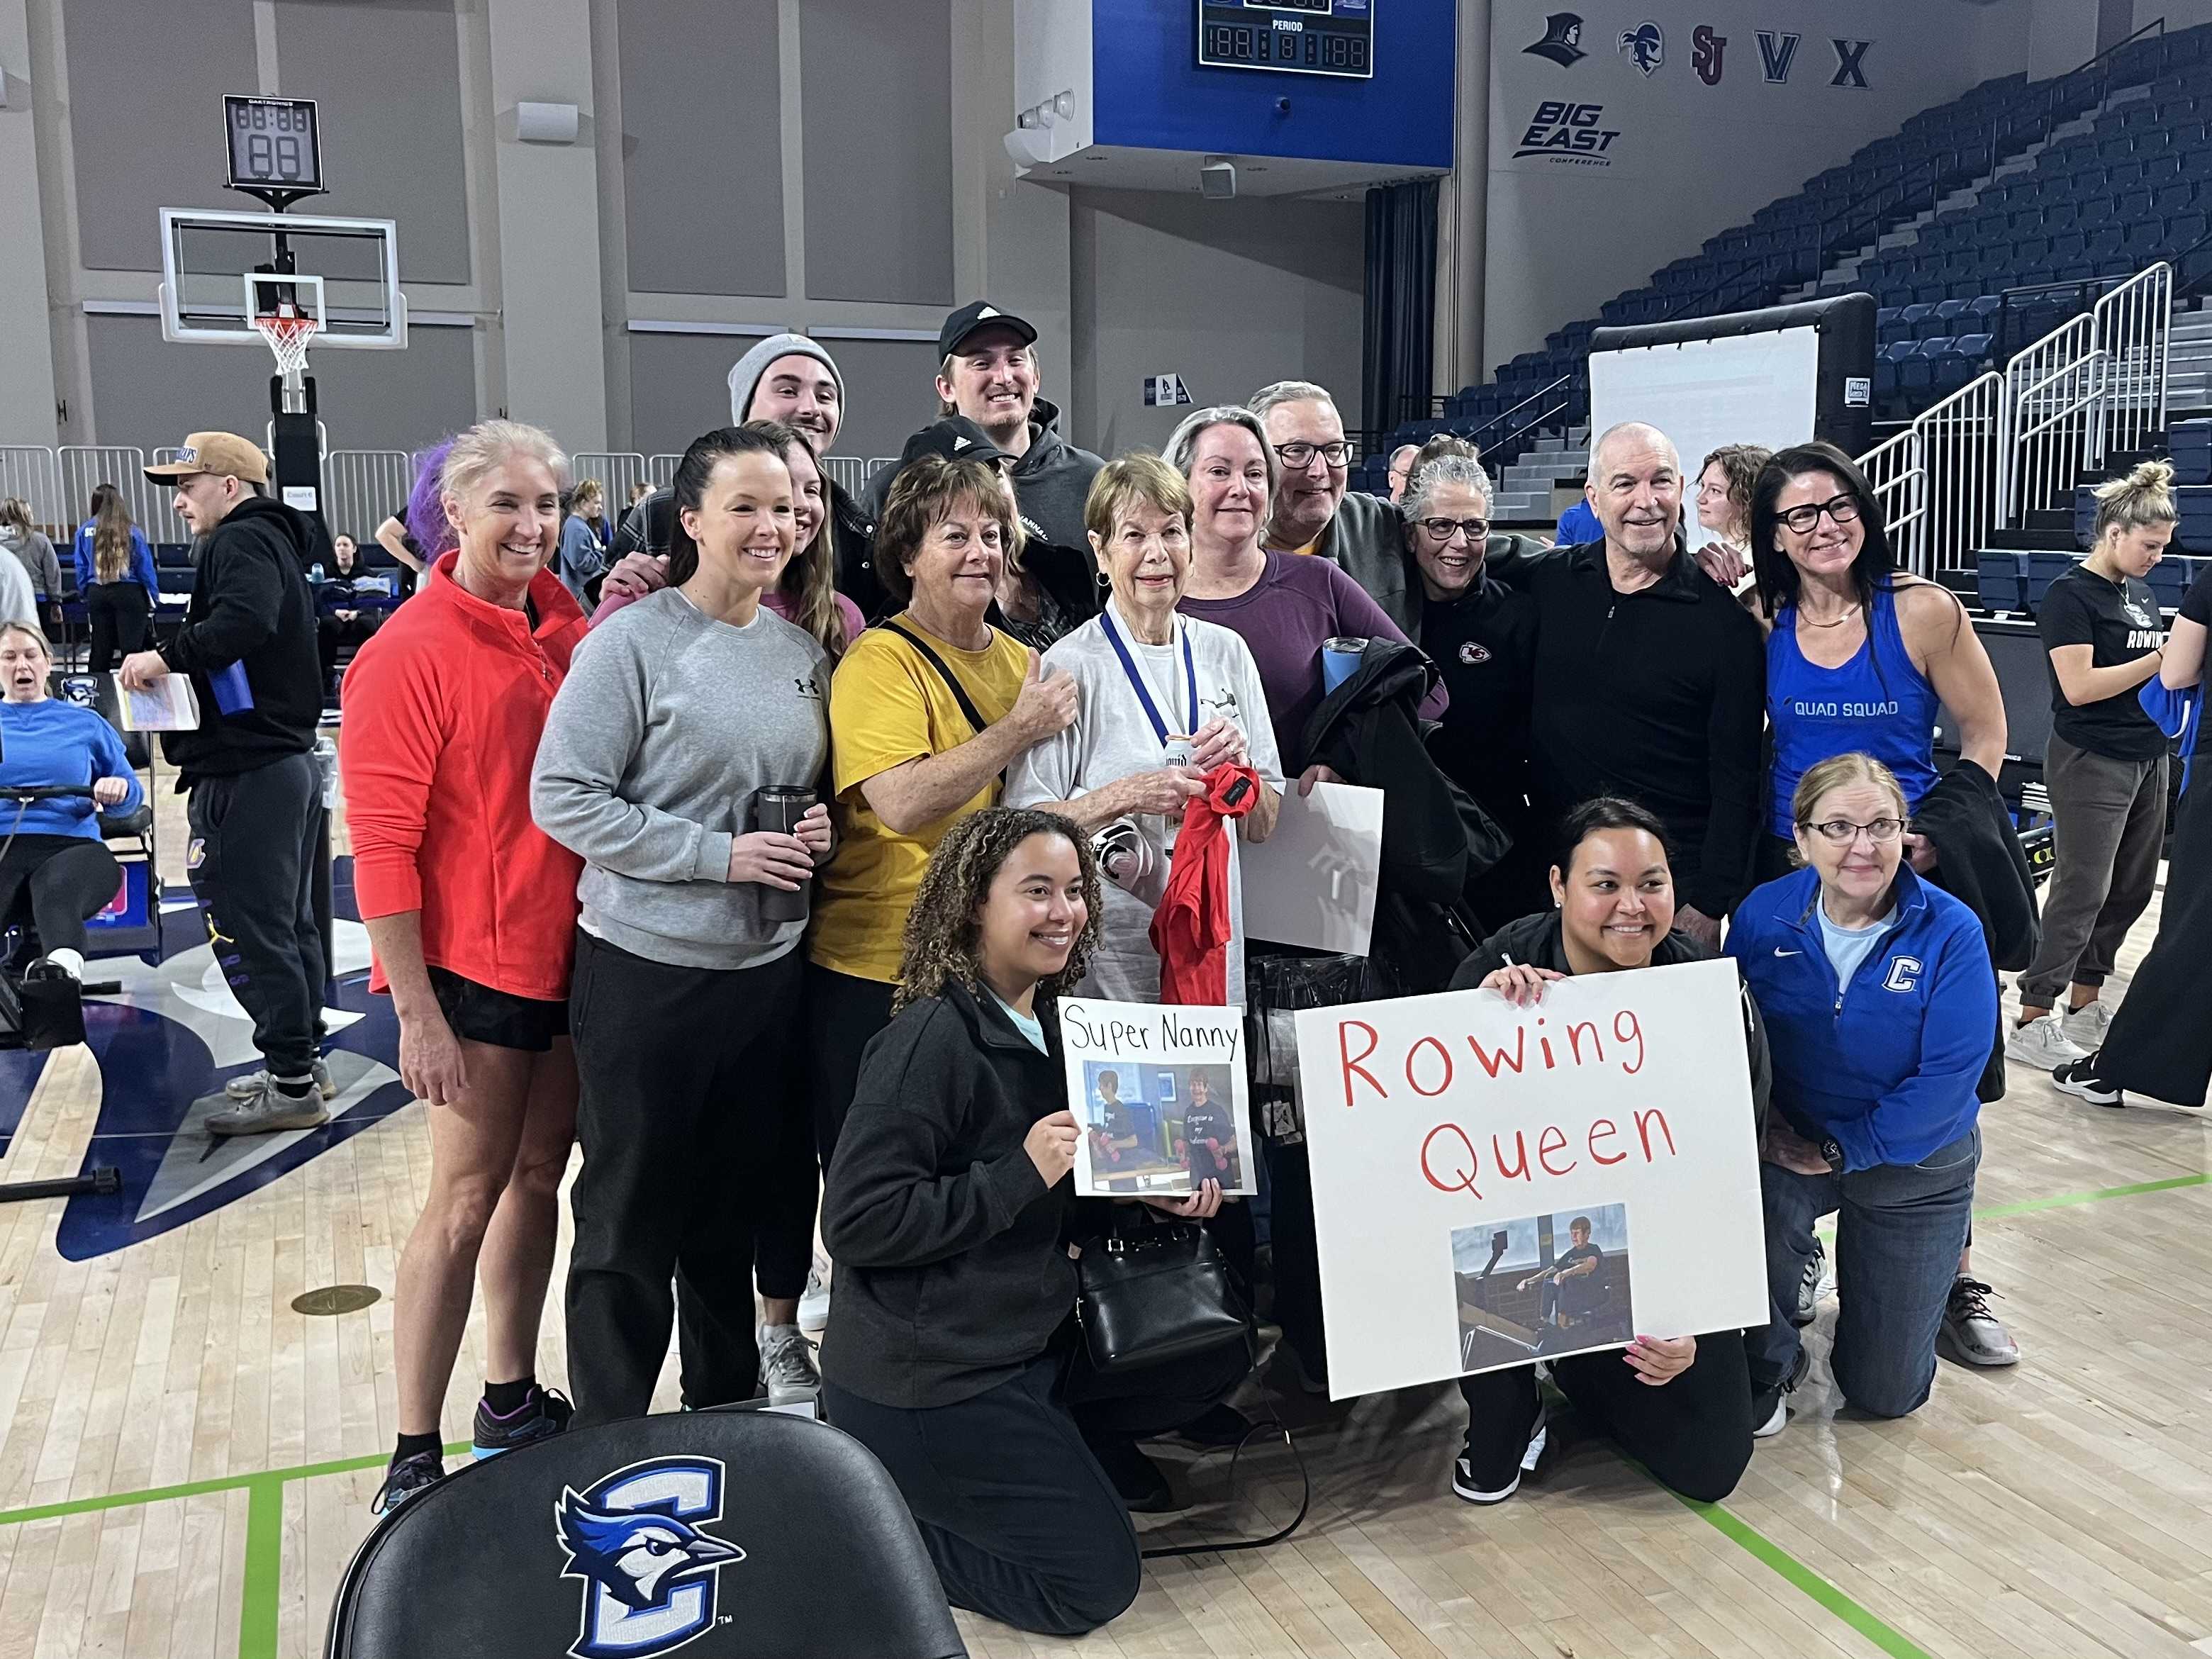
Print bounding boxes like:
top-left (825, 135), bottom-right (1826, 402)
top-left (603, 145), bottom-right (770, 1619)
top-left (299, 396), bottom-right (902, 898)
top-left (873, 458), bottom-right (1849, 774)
top-left (427, 966), bottom-right (569, 1052)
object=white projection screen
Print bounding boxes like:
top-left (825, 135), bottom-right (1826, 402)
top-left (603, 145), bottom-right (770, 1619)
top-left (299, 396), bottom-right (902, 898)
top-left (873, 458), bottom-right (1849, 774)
top-left (1589, 327), bottom-right (1819, 542)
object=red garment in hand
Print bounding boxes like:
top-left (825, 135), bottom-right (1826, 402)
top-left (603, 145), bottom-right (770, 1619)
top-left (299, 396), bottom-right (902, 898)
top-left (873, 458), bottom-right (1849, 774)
top-left (1149, 764), bottom-right (1261, 1005)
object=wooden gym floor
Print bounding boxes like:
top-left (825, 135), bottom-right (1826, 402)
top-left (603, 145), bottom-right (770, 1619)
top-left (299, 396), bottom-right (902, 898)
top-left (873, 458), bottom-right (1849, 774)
top-left (0, 774), bottom-right (2204, 1658)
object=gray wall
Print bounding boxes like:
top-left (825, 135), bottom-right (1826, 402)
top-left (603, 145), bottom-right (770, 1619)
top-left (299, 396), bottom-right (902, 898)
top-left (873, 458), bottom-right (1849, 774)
top-left (819, 337), bottom-right (949, 459)
top-left (1069, 191), bottom-right (1365, 459)
top-left (67, 0), bottom-right (257, 272)
top-left (271, 0), bottom-right (471, 285)
top-left (86, 315), bottom-right (476, 455)
top-left (800, 0), bottom-right (954, 306)
top-left (617, 0), bottom-right (785, 297)
top-left (627, 330), bottom-right (941, 462)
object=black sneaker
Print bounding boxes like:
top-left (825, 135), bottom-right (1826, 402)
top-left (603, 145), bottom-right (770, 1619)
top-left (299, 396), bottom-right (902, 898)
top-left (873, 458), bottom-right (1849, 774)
top-left (1751, 1344), bottom-right (1813, 1440)
top-left (371, 1450), bottom-right (445, 1516)
top-left (472, 1385), bottom-right (573, 1460)
top-left (2052, 1056), bottom-right (2123, 1108)
top-left (1790, 1236), bottom-right (1829, 1328)
top-left (1452, 1401), bottom-right (1548, 1504)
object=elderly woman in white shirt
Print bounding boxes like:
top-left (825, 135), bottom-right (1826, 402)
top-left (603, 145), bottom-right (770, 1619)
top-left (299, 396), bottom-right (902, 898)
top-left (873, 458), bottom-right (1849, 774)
top-left (1006, 453), bottom-right (1281, 1005)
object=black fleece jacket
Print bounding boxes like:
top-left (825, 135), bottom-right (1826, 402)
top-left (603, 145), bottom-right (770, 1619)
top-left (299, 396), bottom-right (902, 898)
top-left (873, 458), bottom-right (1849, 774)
top-left (1450, 910), bottom-right (1771, 1134)
top-left (819, 980), bottom-right (1079, 1410)
top-left (156, 495), bottom-right (323, 778)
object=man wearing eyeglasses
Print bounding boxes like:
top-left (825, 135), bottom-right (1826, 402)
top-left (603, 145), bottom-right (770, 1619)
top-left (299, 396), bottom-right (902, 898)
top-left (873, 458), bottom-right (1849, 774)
top-left (1385, 444), bottom-right (1420, 503)
top-left (1248, 380), bottom-right (1423, 634)
top-left (1523, 422), bottom-right (1767, 945)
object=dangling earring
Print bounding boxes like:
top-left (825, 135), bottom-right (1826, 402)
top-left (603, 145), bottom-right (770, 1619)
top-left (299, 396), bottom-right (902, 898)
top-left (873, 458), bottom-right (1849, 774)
top-left (1096, 570), bottom-right (1112, 595)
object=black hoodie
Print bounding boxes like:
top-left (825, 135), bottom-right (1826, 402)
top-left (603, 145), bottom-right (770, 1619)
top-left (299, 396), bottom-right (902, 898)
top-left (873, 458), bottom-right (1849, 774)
top-left (1451, 911), bottom-right (1771, 1133)
top-left (155, 495), bottom-right (323, 778)
top-left (864, 396), bottom-right (1105, 551)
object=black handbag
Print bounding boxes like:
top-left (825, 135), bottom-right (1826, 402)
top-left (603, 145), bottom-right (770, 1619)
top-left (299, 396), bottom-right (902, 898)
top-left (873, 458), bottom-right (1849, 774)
top-left (1075, 1214), bottom-right (1253, 1377)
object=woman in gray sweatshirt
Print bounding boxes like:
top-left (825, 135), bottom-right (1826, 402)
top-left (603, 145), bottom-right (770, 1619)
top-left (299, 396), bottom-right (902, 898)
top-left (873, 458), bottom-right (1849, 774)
top-left (532, 424), bottom-right (834, 1425)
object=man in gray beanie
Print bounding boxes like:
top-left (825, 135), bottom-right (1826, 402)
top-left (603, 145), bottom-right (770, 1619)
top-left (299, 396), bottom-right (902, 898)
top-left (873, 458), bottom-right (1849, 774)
top-left (608, 333), bottom-right (884, 618)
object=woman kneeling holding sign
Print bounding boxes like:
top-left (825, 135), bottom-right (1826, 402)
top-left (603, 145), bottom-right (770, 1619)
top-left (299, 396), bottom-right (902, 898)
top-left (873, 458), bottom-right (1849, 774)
top-left (1729, 754), bottom-right (1994, 1429)
top-left (1447, 798), bottom-right (1772, 1505)
top-left (819, 808), bottom-right (1246, 1638)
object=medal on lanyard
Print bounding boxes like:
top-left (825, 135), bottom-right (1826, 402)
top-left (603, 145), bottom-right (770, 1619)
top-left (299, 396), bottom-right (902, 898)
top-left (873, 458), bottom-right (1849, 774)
top-left (1100, 608), bottom-right (1198, 759)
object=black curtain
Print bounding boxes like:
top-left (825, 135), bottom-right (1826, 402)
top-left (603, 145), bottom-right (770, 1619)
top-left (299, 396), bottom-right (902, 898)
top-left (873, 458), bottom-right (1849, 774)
top-left (1362, 179), bottom-right (1439, 444)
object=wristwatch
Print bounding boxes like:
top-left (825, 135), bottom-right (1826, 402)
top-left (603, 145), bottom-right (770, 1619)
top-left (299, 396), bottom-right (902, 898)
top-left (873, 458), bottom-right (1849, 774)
top-left (1820, 1136), bottom-right (1845, 1173)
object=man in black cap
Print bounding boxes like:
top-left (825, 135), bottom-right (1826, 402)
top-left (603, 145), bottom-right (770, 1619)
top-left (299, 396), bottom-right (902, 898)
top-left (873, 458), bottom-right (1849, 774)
top-left (864, 301), bottom-right (1103, 549)
top-left (123, 432), bottom-right (333, 1134)
top-left (876, 414), bottom-right (1101, 649)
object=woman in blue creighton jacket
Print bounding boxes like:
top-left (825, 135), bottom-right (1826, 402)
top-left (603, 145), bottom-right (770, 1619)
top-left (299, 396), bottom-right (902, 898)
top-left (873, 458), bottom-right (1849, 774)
top-left (1729, 752), bottom-right (1996, 1431)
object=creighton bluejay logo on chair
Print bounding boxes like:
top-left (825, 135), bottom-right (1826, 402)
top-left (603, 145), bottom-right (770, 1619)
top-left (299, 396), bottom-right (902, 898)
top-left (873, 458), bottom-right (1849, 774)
top-left (557, 1456), bottom-right (747, 1659)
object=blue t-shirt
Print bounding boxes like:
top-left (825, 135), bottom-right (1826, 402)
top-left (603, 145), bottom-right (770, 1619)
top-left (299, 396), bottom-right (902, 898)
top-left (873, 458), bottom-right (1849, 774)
top-left (1815, 899), bottom-right (1894, 993)
top-left (0, 698), bottom-right (143, 838)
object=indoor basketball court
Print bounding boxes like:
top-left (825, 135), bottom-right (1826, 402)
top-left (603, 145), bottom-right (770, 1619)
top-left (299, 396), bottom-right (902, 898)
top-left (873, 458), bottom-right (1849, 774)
top-left (0, 4), bottom-right (2208, 1657)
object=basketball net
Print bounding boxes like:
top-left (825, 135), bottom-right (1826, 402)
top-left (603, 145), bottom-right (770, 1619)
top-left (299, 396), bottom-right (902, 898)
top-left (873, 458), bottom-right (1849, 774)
top-left (251, 298), bottom-right (320, 385)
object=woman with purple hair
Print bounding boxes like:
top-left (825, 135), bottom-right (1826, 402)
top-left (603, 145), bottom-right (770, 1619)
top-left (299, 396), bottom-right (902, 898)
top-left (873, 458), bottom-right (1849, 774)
top-left (374, 437), bottom-right (459, 584)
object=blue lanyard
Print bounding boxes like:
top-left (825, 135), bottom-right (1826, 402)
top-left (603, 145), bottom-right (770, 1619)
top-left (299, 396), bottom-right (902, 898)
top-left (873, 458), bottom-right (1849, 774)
top-left (1099, 608), bottom-right (1197, 748)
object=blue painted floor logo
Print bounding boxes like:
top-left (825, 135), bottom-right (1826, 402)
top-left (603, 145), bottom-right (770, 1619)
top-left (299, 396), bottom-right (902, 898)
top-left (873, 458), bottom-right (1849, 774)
top-left (0, 857), bottom-right (413, 1261)
top-left (558, 1456), bottom-right (745, 1659)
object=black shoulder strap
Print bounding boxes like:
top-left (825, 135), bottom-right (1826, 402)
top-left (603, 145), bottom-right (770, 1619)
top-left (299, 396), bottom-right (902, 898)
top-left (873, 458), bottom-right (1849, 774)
top-left (881, 618), bottom-right (991, 739)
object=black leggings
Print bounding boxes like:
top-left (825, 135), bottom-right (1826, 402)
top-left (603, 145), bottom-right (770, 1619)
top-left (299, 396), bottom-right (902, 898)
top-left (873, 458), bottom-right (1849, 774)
top-left (1458, 1328), bottom-right (1754, 1503)
top-left (565, 931), bottom-right (813, 1424)
top-left (86, 583), bottom-right (151, 674)
top-left (805, 961), bottom-right (897, 1171)
top-left (0, 834), bottom-right (121, 958)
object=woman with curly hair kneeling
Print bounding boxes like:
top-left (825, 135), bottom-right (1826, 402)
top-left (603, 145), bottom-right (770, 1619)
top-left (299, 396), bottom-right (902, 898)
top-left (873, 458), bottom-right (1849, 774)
top-left (819, 807), bottom-right (1244, 1638)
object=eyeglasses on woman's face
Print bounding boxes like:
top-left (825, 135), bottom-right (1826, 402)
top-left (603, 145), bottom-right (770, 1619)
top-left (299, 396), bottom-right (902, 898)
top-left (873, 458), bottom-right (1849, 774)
top-left (1415, 517), bottom-right (1490, 545)
top-left (1776, 493), bottom-right (1863, 535)
top-left (1801, 816), bottom-right (1904, 845)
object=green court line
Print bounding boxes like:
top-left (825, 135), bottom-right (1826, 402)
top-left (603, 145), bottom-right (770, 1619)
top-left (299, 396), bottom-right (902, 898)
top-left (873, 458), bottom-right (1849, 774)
top-left (0, 1442), bottom-right (468, 1529)
top-left (1976, 1170), bottom-right (2209, 1219)
top-left (1671, 1489), bottom-right (1936, 1659)
top-left (238, 1478), bottom-right (283, 1659)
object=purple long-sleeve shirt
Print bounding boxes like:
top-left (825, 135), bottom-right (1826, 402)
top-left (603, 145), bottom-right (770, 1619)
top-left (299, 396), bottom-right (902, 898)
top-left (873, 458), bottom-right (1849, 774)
top-left (1179, 550), bottom-right (1445, 769)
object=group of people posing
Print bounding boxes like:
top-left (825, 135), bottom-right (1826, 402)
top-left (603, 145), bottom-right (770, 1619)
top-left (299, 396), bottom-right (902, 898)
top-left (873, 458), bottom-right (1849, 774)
top-left (6, 298), bottom-right (2199, 1642)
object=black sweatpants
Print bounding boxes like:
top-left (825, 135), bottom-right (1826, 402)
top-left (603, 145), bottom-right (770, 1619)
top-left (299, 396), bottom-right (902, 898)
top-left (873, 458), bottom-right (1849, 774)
top-left (1457, 1328), bottom-right (1754, 1503)
top-left (186, 752), bottom-right (325, 1076)
top-left (566, 931), bottom-right (812, 1424)
top-left (1263, 1136), bottom-right (1329, 1390)
top-left (805, 961), bottom-right (897, 1170)
top-left (86, 582), bottom-right (150, 673)
top-left (824, 1339), bottom-right (1248, 1638)
top-left (0, 836), bottom-right (121, 959)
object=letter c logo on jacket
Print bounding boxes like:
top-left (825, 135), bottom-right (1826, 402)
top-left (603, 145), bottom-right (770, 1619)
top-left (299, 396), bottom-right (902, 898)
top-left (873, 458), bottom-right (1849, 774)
top-left (1882, 956), bottom-right (1922, 994)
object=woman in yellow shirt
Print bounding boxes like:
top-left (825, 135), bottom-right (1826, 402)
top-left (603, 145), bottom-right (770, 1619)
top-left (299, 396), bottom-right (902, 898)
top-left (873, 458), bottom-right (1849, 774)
top-left (808, 455), bottom-right (1078, 1174)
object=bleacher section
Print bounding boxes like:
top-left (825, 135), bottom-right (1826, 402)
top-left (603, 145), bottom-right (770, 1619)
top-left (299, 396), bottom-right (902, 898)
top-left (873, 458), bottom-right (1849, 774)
top-left (1367, 22), bottom-right (2212, 508)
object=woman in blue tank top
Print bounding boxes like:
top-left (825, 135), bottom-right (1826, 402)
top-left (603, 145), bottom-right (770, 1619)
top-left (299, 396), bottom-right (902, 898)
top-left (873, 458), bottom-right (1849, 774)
top-left (1744, 445), bottom-right (2009, 884)
top-left (1741, 443), bottom-right (2018, 1373)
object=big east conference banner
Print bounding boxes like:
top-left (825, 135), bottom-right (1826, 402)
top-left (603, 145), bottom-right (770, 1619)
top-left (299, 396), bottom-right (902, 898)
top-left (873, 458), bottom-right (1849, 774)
top-left (1294, 959), bottom-right (1767, 1398)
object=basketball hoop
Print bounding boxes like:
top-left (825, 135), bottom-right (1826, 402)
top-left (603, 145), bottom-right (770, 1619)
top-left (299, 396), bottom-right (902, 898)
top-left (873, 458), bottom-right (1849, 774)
top-left (252, 305), bottom-right (320, 382)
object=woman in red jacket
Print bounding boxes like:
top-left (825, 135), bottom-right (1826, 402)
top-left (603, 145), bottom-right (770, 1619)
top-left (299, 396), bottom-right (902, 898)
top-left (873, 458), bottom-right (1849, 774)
top-left (340, 420), bottom-right (591, 1516)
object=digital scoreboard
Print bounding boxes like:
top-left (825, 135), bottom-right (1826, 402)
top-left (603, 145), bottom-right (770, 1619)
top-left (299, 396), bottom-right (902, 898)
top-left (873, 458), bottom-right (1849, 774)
top-left (223, 96), bottom-right (325, 201)
top-left (1197, 0), bottom-right (1374, 80)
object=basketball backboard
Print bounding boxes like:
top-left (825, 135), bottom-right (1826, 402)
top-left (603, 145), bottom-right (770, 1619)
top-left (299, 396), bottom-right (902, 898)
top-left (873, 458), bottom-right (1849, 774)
top-left (157, 207), bottom-right (407, 349)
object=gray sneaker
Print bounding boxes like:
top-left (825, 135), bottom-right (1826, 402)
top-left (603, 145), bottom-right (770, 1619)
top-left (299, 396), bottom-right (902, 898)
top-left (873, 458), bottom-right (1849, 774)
top-left (2062, 1000), bottom-right (2116, 1050)
top-left (226, 1057), bottom-right (337, 1102)
top-left (1936, 1276), bottom-right (2020, 1367)
top-left (2006, 1012), bottom-right (2087, 1069)
top-left (206, 1076), bottom-right (332, 1136)
top-left (759, 1323), bottom-right (821, 1407)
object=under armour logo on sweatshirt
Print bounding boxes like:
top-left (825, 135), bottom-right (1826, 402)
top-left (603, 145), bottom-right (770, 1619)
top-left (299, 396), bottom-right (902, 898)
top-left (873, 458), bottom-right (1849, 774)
top-left (795, 674), bottom-right (822, 700)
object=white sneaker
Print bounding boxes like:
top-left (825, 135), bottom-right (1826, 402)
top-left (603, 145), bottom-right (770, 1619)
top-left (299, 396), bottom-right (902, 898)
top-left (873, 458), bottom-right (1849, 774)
top-left (798, 1256), bottom-right (831, 1334)
top-left (227, 1058), bottom-right (338, 1102)
top-left (759, 1323), bottom-right (821, 1406)
top-left (1753, 1395), bottom-right (1788, 1438)
top-left (2006, 1012), bottom-right (2087, 1068)
top-left (2062, 1000), bottom-right (2116, 1049)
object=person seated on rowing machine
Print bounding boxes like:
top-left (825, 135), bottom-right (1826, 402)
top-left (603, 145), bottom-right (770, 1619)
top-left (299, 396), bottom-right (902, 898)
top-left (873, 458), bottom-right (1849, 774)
top-left (0, 622), bottom-right (141, 983)
top-left (1444, 797), bottom-right (1771, 1508)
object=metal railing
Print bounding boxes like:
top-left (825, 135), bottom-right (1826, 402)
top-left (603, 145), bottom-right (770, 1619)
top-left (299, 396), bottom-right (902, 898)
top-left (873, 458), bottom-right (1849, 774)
top-left (2006, 320), bottom-right (2108, 526)
top-left (57, 447), bottom-right (152, 541)
top-left (0, 446), bottom-right (62, 527)
top-left (647, 454), bottom-right (681, 489)
top-left (1857, 369), bottom-right (2005, 578)
top-left (325, 449), bottom-right (413, 544)
top-left (574, 452), bottom-right (652, 515)
top-left (819, 457), bottom-right (899, 496)
top-left (2093, 259), bottom-right (2172, 459)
